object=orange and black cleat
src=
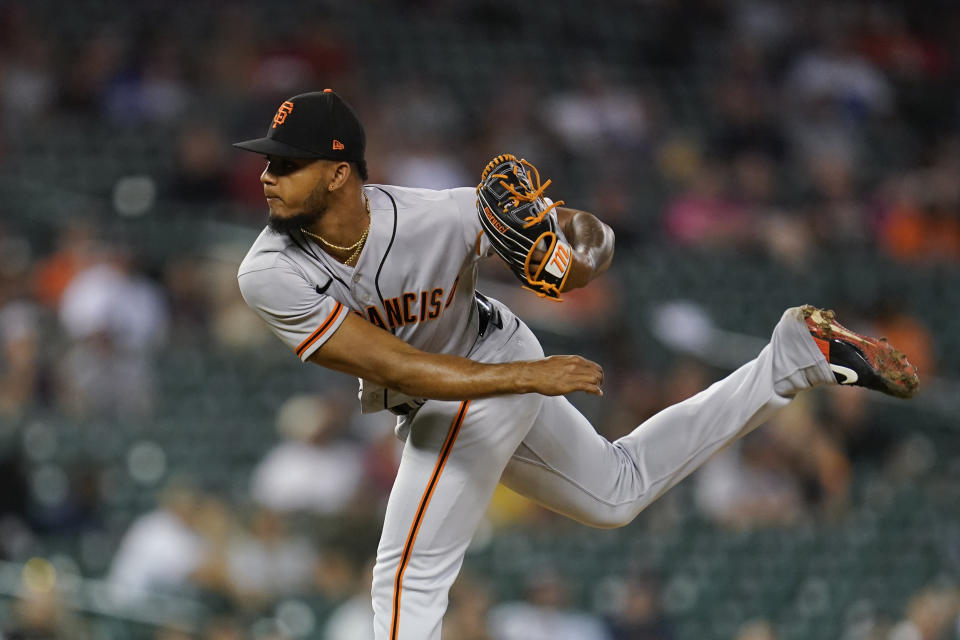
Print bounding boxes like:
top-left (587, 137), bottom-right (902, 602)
top-left (802, 305), bottom-right (919, 399)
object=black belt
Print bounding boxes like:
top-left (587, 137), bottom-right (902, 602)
top-left (389, 401), bottom-right (419, 416)
top-left (475, 292), bottom-right (502, 337)
top-left (389, 293), bottom-right (501, 417)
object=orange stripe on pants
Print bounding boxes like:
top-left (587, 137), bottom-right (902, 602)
top-left (390, 400), bottom-right (470, 640)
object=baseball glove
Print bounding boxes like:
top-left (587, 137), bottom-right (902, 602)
top-left (476, 154), bottom-right (572, 301)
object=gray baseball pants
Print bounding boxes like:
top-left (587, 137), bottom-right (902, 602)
top-left (370, 305), bottom-right (834, 640)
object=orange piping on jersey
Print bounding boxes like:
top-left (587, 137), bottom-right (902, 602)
top-left (444, 276), bottom-right (459, 309)
top-left (295, 302), bottom-right (344, 357)
top-left (390, 400), bottom-right (470, 640)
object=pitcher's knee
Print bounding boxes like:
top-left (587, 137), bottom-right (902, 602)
top-left (578, 502), bottom-right (643, 529)
top-left (772, 306), bottom-right (805, 341)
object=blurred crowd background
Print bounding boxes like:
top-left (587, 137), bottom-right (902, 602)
top-left (1, 0), bottom-right (959, 638)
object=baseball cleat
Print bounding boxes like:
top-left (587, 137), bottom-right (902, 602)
top-left (801, 305), bottom-right (919, 398)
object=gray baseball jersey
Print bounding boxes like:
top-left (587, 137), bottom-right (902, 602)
top-left (239, 185), bottom-right (492, 417)
top-left (237, 184), bottom-right (835, 640)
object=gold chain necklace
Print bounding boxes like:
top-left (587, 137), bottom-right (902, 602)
top-left (302, 194), bottom-right (370, 264)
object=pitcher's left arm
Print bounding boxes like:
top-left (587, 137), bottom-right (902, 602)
top-left (554, 207), bottom-right (615, 292)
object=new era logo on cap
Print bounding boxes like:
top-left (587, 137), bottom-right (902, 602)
top-left (233, 89), bottom-right (365, 162)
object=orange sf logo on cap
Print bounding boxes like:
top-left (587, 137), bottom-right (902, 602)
top-left (272, 101), bottom-right (294, 128)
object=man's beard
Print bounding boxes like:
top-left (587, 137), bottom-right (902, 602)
top-left (267, 184), bottom-right (328, 235)
top-left (267, 207), bottom-right (326, 235)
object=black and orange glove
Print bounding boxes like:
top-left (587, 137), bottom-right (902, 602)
top-left (476, 154), bottom-right (572, 301)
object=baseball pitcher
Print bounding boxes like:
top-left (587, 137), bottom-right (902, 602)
top-left (234, 90), bottom-right (919, 640)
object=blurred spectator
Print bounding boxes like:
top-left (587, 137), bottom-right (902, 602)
top-left (379, 80), bottom-right (465, 145)
top-left (2, 575), bottom-right (87, 640)
top-left (541, 65), bottom-right (650, 158)
top-left (483, 483), bottom-right (550, 530)
top-left (888, 585), bottom-right (960, 640)
top-left (784, 25), bottom-right (893, 122)
top-left (725, 150), bottom-right (814, 265)
top-left (203, 617), bottom-right (245, 640)
top-left (107, 482), bottom-right (207, 604)
top-left (162, 254), bottom-right (213, 345)
top-left (57, 29), bottom-right (123, 115)
top-left (488, 571), bottom-right (611, 640)
top-left (56, 249), bottom-right (168, 419)
top-left (170, 124), bottom-right (231, 203)
top-left (730, 2), bottom-right (793, 55)
top-left (0, 276), bottom-right (41, 418)
top-left (360, 426), bottom-right (403, 501)
top-left (382, 142), bottom-right (472, 190)
top-left (604, 576), bottom-right (674, 640)
top-left (323, 558), bottom-right (375, 640)
top-left (29, 461), bottom-right (103, 537)
top-left (290, 22), bottom-right (357, 84)
top-left (444, 573), bottom-right (493, 640)
top-left (205, 245), bottom-right (274, 349)
top-left (816, 385), bottom-right (890, 463)
top-left (154, 627), bottom-right (193, 640)
top-left (32, 221), bottom-right (99, 309)
top-left (877, 143), bottom-right (960, 263)
top-left (731, 151), bottom-right (779, 214)
top-left (197, 7), bottom-right (259, 99)
top-left (601, 368), bottom-right (663, 441)
top-left (249, 42), bottom-right (316, 97)
top-left (782, 23), bottom-right (891, 172)
top-left (186, 494), bottom-right (240, 605)
top-left (735, 618), bottom-right (778, 640)
top-left (378, 81), bottom-right (472, 189)
top-left (584, 175), bottom-right (647, 248)
top-left (104, 36), bottom-right (190, 124)
top-left (871, 303), bottom-right (935, 377)
top-left (226, 508), bottom-right (317, 602)
top-left (663, 163), bottom-right (752, 249)
top-left (250, 394), bottom-right (364, 515)
top-left (802, 153), bottom-right (871, 248)
top-left (0, 448), bottom-right (31, 560)
top-left (711, 45), bottom-right (787, 163)
top-left (857, 6), bottom-right (950, 81)
top-left (477, 76), bottom-right (555, 165)
top-left (0, 24), bottom-right (56, 123)
top-left (696, 397), bottom-right (851, 528)
top-left (694, 434), bottom-right (806, 529)
top-left (58, 251), bottom-right (168, 351)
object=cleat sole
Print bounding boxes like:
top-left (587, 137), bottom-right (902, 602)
top-left (801, 305), bottom-right (920, 399)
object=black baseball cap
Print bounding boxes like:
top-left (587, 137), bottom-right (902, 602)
top-left (233, 89), bottom-right (365, 162)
